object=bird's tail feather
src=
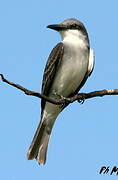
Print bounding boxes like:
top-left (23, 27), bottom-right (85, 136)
top-left (36, 129), bottom-right (50, 164)
top-left (27, 119), bottom-right (52, 165)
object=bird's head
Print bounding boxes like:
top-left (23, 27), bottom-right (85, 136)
top-left (47, 18), bottom-right (88, 41)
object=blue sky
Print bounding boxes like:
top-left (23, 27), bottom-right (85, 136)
top-left (0, 0), bottom-right (118, 179)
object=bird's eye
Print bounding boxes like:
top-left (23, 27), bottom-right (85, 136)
top-left (72, 23), bottom-right (77, 28)
top-left (70, 23), bottom-right (78, 29)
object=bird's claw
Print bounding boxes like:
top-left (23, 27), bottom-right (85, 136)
top-left (60, 96), bottom-right (71, 108)
top-left (53, 92), bottom-right (71, 107)
top-left (78, 93), bottom-right (85, 104)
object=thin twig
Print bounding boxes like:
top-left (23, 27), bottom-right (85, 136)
top-left (0, 74), bottom-right (118, 105)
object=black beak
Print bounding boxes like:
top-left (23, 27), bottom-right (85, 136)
top-left (47, 24), bottom-right (65, 31)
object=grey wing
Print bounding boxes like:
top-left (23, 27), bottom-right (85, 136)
top-left (41, 42), bottom-right (64, 113)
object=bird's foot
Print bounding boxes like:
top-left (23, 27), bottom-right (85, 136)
top-left (77, 93), bottom-right (85, 104)
top-left (53, 92), bottom-right (71, 107)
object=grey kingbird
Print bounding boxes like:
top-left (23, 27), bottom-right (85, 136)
top-left (27, 18), bottom-right (95, 165)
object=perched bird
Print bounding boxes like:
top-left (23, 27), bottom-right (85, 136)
top-left (27, 18), bottom-right (95, 165)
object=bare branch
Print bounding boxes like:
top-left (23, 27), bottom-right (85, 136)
top-left (0, 74), bottom-right (118, 105)
top-left (0, 74), bottom-right (62, 105)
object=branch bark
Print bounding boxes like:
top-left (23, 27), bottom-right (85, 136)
top-left (0, 74), bottom-right (118, 105)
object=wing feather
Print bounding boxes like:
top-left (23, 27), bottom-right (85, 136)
top-left (41, 42), bottom-right (64, 112)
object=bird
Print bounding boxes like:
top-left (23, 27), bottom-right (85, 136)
top-left (27, 18), bottom-right (95, 165)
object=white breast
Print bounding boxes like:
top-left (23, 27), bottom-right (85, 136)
top-left (50, 29), bottom-right (89, 97)
top-left (61, 29), bottom-right (88, 48)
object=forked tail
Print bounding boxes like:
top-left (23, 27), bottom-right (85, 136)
top-left (27, 119), bottom-right (52, 165)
